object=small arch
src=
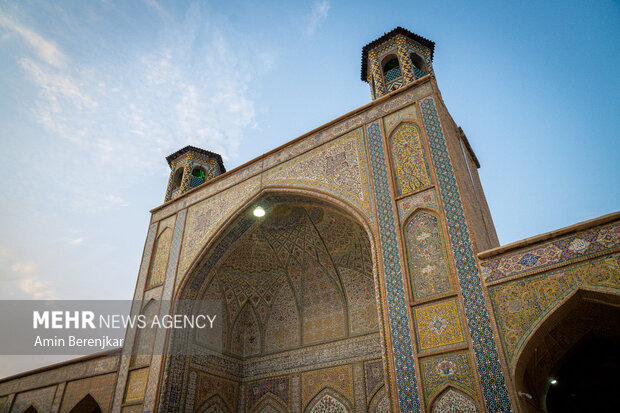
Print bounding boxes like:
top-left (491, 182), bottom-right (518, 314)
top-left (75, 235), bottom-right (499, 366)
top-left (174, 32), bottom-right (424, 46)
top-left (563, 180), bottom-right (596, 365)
top-left (196, 394), bottom-right (233, 413)
top-left (69, 394), bottom-right (102, 413)
top-left (250, 393), bottom-right (288, 413)
top-left (429, 386), bottom-right (479, 412)
top-left (409, 52), bottom-right (427, 76)
top-left (388, 121), bottom-right (432, 196)
top-left (190, 165), bottom-right (208, 188)
top-left (304, 387), bottom-right (352, 413)
top-left (146, 227), bottom-right (173, 289)
top-left (22, 406), bottom-right (39, 413)
top-left (172, 167), bottom-right (184, 189)
top-left (382, 55), bottom-right (402, 84)
top-left (367, 385), bottom-right (390, 413)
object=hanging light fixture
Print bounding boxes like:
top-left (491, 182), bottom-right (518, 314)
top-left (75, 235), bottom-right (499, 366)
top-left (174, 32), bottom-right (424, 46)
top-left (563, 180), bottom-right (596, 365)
top-left (253, 206), bottom-right (265, 217)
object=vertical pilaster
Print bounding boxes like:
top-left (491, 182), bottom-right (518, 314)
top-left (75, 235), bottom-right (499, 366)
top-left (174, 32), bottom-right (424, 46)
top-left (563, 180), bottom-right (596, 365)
top-left (365, 120), bottom-right (421, 412)
top-left (419, 96), bottom-right (514, 412)
top-left (394, 35), bottom-right (415, 84)
top-left (369, 50), bottom-right (387, 98)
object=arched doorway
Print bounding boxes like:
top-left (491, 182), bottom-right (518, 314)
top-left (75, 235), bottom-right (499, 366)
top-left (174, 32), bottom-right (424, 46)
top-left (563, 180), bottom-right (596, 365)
top-left (68, 394), bottom-right (102, 413)
top-left (160, 193), bottom-right (388, 412)
top-left (514, 289), bottom-right (620, 412)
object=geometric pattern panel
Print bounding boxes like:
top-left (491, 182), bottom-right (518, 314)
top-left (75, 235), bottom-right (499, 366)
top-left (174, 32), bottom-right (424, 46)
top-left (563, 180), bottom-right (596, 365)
top-left (194, 372), bottom-right (238, 413)
top-left (481, 221), bottom-right (620, 282)
top-left (488, 253), bottom-right (620, 364)
top-left (383, 104), bottom-right (418, 136)
top-left (389, 122), bottom-right (432, 196)
top-left (420, 350), bottom-right (478, 406)
top-left (264, 128), bottom-right (373, 216)
top-left (413, 298), bottom-right (465, 351)
top-left (364, 359), bottom-right (385, 397)
top-left (301, 365), bottom-right (353, 408)
top-left (365, 120), bottom-right (421, 412)
top-left (420, 96), bottom-right (513, 412)
top-left (309, 394), bottom-right (349, 413)
top-left (405, 210), bottom-right (453, 300)
top-left (397, 188), bottom-right (439, 221)
top-left (431, 388), bottom-right (478, 413)
top-left (247, 377), bottom-right (289, 411)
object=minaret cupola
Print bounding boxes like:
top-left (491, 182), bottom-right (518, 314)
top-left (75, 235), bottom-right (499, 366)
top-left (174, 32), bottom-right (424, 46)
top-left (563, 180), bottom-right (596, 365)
top-left (164, 146), bottom-right (226, 202)
top-left (361, 27), bottom-right (435, 100)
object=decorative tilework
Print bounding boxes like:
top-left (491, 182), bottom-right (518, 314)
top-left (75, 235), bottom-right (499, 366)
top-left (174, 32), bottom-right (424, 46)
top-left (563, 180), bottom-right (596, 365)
top-left (147, 227), bottom-right (173, 288)
top-left (414, 299), bottom-right (464, 351)
top-left (264, 129), bottom-right (372, 216)
top-left (394, 35), bottom-right (415, 84)
top-left (431, 388), bottom-right (478, 413)
top-left (481, 222), bottom-right (620, 282)
top-left (405, 210), bottom-right (453, 300)
top-left (420, 96), bottom-right (512, 411)
top-left (124, 367), bottom-right (149, 403)
top-left (120, 405), bottom-right (142, 413)
top-left (389, 123), bottom-right (432, 196)
top-left (194, 372), bottom-right (238, 412)
top-left (419, 351), bottom-right (478, 406)
top-left (247, 378), bottom-right (289, 411)
top-left (309, 393), bottom-right (348, 413)
top-left (301, 365), bottom-right (352, 408)
top-left (383, 104), bottom-right (418, 136)
top-left (397, 188), bottom-right (439, 220)
top-left (489, 253), bottom-right (620, 365)
top-left (364, 360), bottom-right (385, 397)
top-left (365, 120), bottom-right (420, 411)
top-left (177, 177), bottom-right (261, 282)
top-left (368, 50), bottom-right (387, 98)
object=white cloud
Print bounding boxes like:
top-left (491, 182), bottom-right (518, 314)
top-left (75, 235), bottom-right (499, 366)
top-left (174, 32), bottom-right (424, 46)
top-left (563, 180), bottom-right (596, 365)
top-left (20, 276), bottom-right (58, 300)
top-left (3, 3), bottom-right (259, 214)
top-left (68, 237), bottom-right (84, 245)
top-left (11, 262), bottom-right (38, 274)
top-left (0, 13), bottom-right (65, 68)
top-left (305, 0), bottom-right (330, 36)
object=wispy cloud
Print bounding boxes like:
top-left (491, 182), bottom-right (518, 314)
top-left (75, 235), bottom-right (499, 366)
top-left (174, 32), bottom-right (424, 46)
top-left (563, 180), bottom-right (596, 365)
top-left (2, 4), bottom-right (258, 213)
top-left (20, 276), bottom-right (58, 300)
top-left (0, 13), bottom-right (65, 68)
top-left (68, 237), bottom-right (84, 246)
top-left (305, 0), bottom-right (330, 36)
top-left (0, 248), bottom-right (58, 299)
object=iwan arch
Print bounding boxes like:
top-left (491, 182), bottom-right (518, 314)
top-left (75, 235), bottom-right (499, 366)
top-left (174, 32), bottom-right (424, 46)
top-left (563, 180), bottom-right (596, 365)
top-left (1, 27), bottom-right (619, 413)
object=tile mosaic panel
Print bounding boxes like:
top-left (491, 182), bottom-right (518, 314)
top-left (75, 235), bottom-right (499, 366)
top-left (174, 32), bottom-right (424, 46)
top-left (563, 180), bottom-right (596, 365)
top-left (389, 123), bottom-right (432, 196)
top-left (364, 360), bottom-right (385, 397)
top-left (397, 188), bottom-right (439, 220)
top-left (302, 365), bottom-right (353, 408)
top-left (124, 367), bottom-right (149, 404)
top-left (365, 120), bottom-right (420, 411)
top-left (264, 128), bottom-right (372, 216)
top-left (431, 388), bottom-right (478, 413)
top-left (419, 350), bottom-right (478, 405)
top-left (489, 253), bottom-right (620, 365)
top-left (420, 96), bottom-right (512, 411)
top-left (414, 299), bottom-right (464, 351)
top-left (383, 104), bottom-right (418, 136)
top-left (405, 210), bottom-right (453, 300)
top-left (247, 378), bottom-right (289, 411)
top-left (481, 221), bottom-right (620, 282)
top-left (194, 372), bottom-right (238, 412)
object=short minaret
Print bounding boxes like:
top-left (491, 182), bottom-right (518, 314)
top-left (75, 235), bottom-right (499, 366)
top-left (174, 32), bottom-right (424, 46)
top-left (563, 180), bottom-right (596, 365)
top-left (164, 146), bottom-right (226, 202)
top-left (361, 27), bottom-right (435, 99)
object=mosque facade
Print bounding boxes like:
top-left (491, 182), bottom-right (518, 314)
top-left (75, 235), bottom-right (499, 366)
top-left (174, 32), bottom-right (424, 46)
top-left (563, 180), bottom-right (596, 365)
top-left (1, 27), bottom-right (618, 413)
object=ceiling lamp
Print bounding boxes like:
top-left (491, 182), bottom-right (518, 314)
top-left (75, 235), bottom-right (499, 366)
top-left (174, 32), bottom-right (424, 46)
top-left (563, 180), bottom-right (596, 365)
top-left (253, 206), bottom-right (265, 217)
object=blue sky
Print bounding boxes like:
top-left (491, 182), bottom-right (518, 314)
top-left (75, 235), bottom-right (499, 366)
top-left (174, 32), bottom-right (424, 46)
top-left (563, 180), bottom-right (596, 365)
top-left (0, 0), bottom-right (618, 376)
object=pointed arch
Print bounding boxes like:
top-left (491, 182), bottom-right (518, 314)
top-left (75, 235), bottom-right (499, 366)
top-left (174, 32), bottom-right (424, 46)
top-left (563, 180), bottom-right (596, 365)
top-left (22, 406), bottom-right (39, 413)
top-left (146, 227), bottom-right (173, 289)
top-left (304, 387), bottom-right (352, 413)
top-left (250, 393), bottom-right (288, 413)
top-left (429, 386), bottom-right (478, 413)
top-left (388, 121), bottom-right (432, 196)
top-left (367, 385), bottom-right (390, 413)
top-left (403, 207), bottom-right (453, 300)
top-left (130, 298), bottom-right (160, 367)
top-left (230, 302), bottom-right (262, 357)
top-left (68, 393), bottom-right (102, 413)
top-left (196, 394), bottom-right (233, 413)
